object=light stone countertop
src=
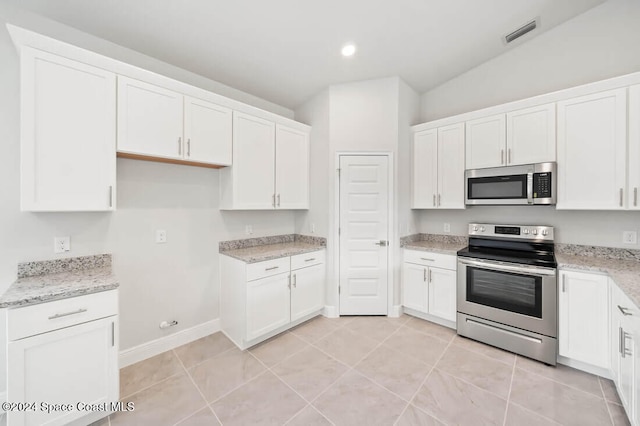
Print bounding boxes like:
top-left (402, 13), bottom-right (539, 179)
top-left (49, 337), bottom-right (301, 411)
top-left (402, 240), bottom-right (467, 255)
top-left (220, 242), bottom-right (325, 263)
top-left (0, 266), bottom-right (119, 308)
top-left (556, 253), bottom-right (640, 307)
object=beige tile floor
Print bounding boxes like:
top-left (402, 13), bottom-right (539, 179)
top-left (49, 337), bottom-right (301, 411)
top-left (98, 315), bottom-right (630, 426)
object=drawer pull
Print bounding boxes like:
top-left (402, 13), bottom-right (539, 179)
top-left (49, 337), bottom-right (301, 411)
top-left (265, 266), bottom-right (279, 271)
top-left (618, 305), bottom-right (633, 316)
top-left (305, 258), bottom-right (316, 262)
top-left (48, 308), bottom-right (87, 320)
top-left (420, 258), bottom-right (435, 262)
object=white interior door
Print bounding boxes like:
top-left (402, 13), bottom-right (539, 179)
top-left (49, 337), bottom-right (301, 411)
top-left (339, 155), bottom-right (389, 315)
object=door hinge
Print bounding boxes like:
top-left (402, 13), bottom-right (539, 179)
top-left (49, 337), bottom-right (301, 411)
top-left (338, 227), bottom-right (341, 236)
top-left (338, 286), bottom-right (341, 295)
top-left (337, 168), bottom-right (341, 178)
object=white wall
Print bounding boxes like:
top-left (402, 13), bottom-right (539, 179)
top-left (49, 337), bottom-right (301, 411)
top-left (417, 0), bottom-right (640, 249)
top-left (420, 0), bottom-right (640, 121)
top-left (0, 5), bottom-right (296, 352)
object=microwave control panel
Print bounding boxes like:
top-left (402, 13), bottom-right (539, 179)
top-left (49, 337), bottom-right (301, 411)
top-left (533, 173), bottom-right (552, 198)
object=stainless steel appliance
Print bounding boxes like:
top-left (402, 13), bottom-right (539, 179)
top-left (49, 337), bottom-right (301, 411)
top-left (465, 162), bottom-right (556, 206)
top-left (457, 223), bottom-right (557, 365)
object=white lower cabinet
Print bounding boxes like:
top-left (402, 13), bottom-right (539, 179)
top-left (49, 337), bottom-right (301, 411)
top-left (558, 270), bottom-right (610, 369)
top-left (221, 250), bottom-right (325, 349)
top-left (5, 290), bottom-right (119, 426)
top-left (402, 250), bottom-right (456, 324)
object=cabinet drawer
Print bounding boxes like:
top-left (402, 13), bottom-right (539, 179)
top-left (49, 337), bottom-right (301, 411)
top-left (291, 250), bottom-right (325, 270)
top-left (404, 250), bottom-right (456, 270)
top-left (246, 257), bottom-right (290, 281)
top-left (8, 290), bottom-right (118, 341)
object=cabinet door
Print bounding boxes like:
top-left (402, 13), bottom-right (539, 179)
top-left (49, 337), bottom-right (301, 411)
top-left (291, 263), bottom-right (324, 322)
top-left (402, 263), bottom-right (428, 313)
top-left (412, 129), bottom-right (438, 208)
top-left (117, 76), bottom-right (183, 159)
top-left (506, 103), bottom-right (556, 166)
top-left (7, 316), bottom-right (118, 426)
top-left (558, 270), bottom-right (609, 368)
top-left (428, 267), bottom-right (457, 322)
top-left (465, 114), bottom-right (506, 169)
top-left (437, 123), bottom-right (465, 209)
top-left (616, 292), bottom-right (635, 414)
top-left (232, 112), bottom-right (276, 209)
top-left (275, 125), bottom-right (309, 209)
top-left (557, 89), bottom-right (627, 210)
top-left (629, 85), bottom-right (640, 210)
top-left (183, 96), bottom-right (232, 165)
top-left (246, 273), bottom-right (290, 341)
top-left (20, 47), bottom-right (116, 211)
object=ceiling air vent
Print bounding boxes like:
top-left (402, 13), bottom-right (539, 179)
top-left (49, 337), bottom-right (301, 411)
top-left (505, 19), bottom-right (538, 44)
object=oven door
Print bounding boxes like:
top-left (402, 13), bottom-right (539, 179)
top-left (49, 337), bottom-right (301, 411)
top-left (457, 257), bottom-right (557, 337)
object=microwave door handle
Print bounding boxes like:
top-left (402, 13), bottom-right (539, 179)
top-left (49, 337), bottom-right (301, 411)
top-left (527, 172), bottom-right (534, 204)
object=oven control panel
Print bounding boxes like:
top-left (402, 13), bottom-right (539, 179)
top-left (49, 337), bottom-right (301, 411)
top-left (469, 223), bottom-right (554, 241)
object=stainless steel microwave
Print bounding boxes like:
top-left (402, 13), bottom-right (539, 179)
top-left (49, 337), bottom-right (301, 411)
top-left (465, 162), bottom-right (556, 205)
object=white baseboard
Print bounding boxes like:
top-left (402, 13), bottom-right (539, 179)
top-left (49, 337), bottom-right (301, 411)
top-left (557, 355), bottom-right (612, 380)
top-left (389, 305), bottom-right (403, 317)
top-left (119, 319), bottom-right (220, 368)
top-left (323, 305), bottom-right (338, 318)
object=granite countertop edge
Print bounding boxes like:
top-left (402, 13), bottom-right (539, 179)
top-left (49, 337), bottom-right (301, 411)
top-left (220, 243), bottom-right (326, 264)
top-left (0, 283), bottom-right (119, 309)
top-left (402, 241), bottom-right (466, 255)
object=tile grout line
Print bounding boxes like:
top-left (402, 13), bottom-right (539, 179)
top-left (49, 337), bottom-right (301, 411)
top-left (502, 354), bottom-right (518, 426)
top-left (598, 376), bottom-right (616, 426)
top-left (171, 348), bottom-right (223, 426)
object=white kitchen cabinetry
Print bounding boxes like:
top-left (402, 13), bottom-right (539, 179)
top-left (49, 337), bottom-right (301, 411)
top-left (117, 76), bottom-right (232, 166)
top-left (220, 112), bottom-right (310, 210)
top-left (402, 250), bottom-right (456, 325)
top-left (611, 283), bottom-right (637, 420)
top-left (221, 250), bottom-right (325, 349)
top-left (465, 114), bottom-right (506, 169)
top-left (466, 104), bottom-right (556, 170)
top-left (629, 85), bottom-right (640, 210)
top-left (558, 270), bottom-right (610, 369)
top-left (557, 89), bottom-right (627, 210)
top-left (20, 46), bottom-right (116, 212)
top-left (5, 290), bottom-right (119, 426)
top-left (412, 123), bottom-right (465, 209)
top-left (506, 103), bottom-right (556, 166)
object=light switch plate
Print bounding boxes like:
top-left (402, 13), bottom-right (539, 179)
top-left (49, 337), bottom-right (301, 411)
top-left (156, 230), bottom-right (167, 243)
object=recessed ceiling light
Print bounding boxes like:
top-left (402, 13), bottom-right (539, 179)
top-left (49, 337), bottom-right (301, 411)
top-left (341, 44), bottom-right (356, 57)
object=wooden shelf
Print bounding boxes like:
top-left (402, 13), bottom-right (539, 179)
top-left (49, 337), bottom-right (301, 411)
top-left (117, 152), bottom-right (227, 169)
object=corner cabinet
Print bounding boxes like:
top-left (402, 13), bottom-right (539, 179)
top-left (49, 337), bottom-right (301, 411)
top-left (412, 123), bottom-right (465, 209)
top-left (402, 250), bottom-right (456, 326)
top-left (5, 290), bottom-right (119, 426)
top-left (220, 112), bottom-right (310, 210)
top-left (220, 250), bottom-right (325, 349)
top-left (117, 76), bottom-right (232, 166)
top-left (20, 46), bottom-right (116, 212)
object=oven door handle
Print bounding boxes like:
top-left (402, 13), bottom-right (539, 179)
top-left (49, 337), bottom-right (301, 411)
top-left (458, 258), bottom-right (556, 276)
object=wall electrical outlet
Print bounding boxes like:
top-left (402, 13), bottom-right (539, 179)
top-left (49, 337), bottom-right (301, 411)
top-left (54, 236), bottom-right (70, 253)
top-left (623, 231), bottom-right (637, 245)
top-left (311, 223), bottom-right (316, 233)
top-left (245, 225), bottom-right (253, 235)
top-left (444, 223), bottom-right (451, 233)
top-left (155, 230), bottom-right (167, 243)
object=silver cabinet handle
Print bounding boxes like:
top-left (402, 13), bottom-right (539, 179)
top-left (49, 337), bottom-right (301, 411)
top-left (432, 194), bottom-right (436, 207)
top-left (277, 194), bottom-right (280, 207)
top-left (438, 194), bottom-right (441, 206)
top-left (621, 327), bottom-right (632, 357)
top-left (420, 258), bottom-right (435, 262)
top-left (272, 194), bottom-right (276, 208)
top-left (187, 138), bottom-right (191, 157)
top-left (293, 274), bottom-right (297, 288)
top-left (620, 326), bottom-right (624, 356)
top-left (618, 305), bottom-right (633, 316)
top-left (265, 266), bottom-right (279, 271)
top-left (620, 188), bottom-right (624, 207)
top-left (374, 240), bottom-right (388, 246)
top-left (508, 148), bottom-right (511, 164)
top-left (109, 186), bottom-right (113, 208)
top-left (288, 274), bottom-right (291, 289)
top-left (178, 137), bottom-right (182, 155)
top-left (49, 308), bottom-right (87, 320)
top-left (635, 188), bottom-right (638, 207)
top-left (428, 268), bottom-right (432, 283)
top-left (501, 149), bottom-right (504, 164)
top-left (305, 258), bottom-right (316, 262)
top-left (423, 268), bottom-right (427, 282)
top-left (562, 274), bottom-right (566, 292)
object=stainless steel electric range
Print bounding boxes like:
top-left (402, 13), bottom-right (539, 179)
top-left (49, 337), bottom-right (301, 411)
top-left (456, 223), bottom-right (558, 365)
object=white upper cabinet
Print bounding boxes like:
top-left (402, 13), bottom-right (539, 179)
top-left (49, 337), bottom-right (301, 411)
top-left (465, 114), bottom-right (506, 169)
top-left (275, 125), bottom-right (309, 209)
top-left (629, 85), bottom-right (640, 210)
top-left (184, 96), bottom-right (233, 165)
top-left (557, 89), bottom-right (627, 210)
top-left (117, 76), bottom-right (183, 159)
top-left (506, 103), bottom-right (556, 165)
top-left (117, 77), bottom-right (232, 166)
top-left (220, 113), bottom-right (309, 210)
top-left (412, 123), bottom-right (465, 209)
top-left (21, 47), bottom-right (116, 212)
